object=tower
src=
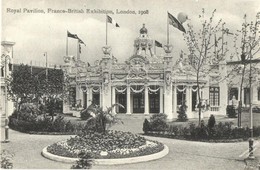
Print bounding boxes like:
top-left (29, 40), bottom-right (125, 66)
top-left (134, 24), bottom-right (155, 57)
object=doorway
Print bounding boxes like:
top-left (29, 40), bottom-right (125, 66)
top-left (133, 93), bottom-right (144, 113)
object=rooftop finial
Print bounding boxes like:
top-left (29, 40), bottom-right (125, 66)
top-left (140, 23), bottom-right (148, 34)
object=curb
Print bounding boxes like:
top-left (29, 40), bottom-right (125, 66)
top-left (42, 144), bottom-right (169, 165)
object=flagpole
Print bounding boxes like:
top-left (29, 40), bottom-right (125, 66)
top-left (214, 34), bottom-right (216, 58)
top-left (66, 31), bottom-right (68, 56)
top-left (106, 15), bottom-right (108, 45)
top-left (221, 24), bottom-right (224, 57)
top-left (77, 39), bottom-right (79, 60)
top-left (167, 12), bottom-right (169, 45)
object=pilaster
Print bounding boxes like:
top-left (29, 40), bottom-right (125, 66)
top-left (126, 85), bottom-right (131, 114)
top-left (144, 85), bottom-right (149, 115)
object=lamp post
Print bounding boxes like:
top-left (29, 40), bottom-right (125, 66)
top-left (1, 54), bottom-right (11, 143)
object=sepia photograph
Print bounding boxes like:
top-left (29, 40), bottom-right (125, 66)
top-left (1, 0), bottom-right (260, 169)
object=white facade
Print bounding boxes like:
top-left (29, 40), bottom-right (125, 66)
top-left (63, 25), bottom-right (251, 119)
top-left (1, 41), bottom-right (15, 118)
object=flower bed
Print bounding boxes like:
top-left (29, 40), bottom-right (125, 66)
top-left (47, 130), bottom-right (164, 159)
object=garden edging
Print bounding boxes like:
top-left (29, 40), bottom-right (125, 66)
top-left (42, 144), bottom-right (169, 165)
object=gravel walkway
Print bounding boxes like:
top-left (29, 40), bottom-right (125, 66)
top-left (1, 115), bottom-right (259, 169)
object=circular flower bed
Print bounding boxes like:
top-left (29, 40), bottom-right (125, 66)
top-left (47, 130), bottom-right (164, 159)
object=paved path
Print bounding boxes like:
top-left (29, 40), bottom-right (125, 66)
top-left (1, 115), bottom-right (259, 169)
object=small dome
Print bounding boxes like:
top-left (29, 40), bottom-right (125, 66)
top-left (140, 24), bottom-right (148, 34)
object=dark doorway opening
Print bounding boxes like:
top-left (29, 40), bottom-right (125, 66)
top-left (116, 93), bottom-right (126, 113)
top-left (133, 93), bottom-right (144, 113)
top-left (149, 92), bottom-right (160, 113)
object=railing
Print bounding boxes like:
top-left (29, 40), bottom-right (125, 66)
top-left (210, 106), bottom-right (219, 112)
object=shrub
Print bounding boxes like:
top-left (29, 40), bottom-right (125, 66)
top-left (9, 112), bottom-right (85, 134)
top-left (80, 108), bottom-right (92, 120)
top-left (207, 115), bottom-right (216, 138)
top-left (143, 118), bottom-right (150, 134)
top-left (71, 152), bottom-right (93, 169)
top-left (1, 150), bottom-right (14, 169)
top-left (208, 115), bottom-right (216, 129)
top-left (197, 120), bottom-right (209, 139)
top-left (226, 105), bottom-right (237, 118)
top-left (149, 113), bottom-right (168, 131)
top-left (177, 104), bottom-right (188, 122)
top-left (19, 103), bottom-right (41, 120)
top-left (65, 121), bottom-right (75, 132)
top-left (51, 115), bottom-right (66, 132)
top-left (145, 118), bottom-right (260, 141)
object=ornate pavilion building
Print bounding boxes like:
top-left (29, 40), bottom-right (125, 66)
top-left (63, 25), bottom-right (226, 119)
top-left (63, 25), bottom-right (260, 119)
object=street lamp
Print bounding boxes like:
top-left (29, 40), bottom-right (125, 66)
top-left (1, 54), bottom-right (11, 143)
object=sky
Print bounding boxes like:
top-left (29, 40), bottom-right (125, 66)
top-left (2, 0), bottom-right (260, 66)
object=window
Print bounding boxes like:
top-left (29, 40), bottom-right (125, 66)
top-left (209, 87), bottom-right (219, 106)
top-left (229, 88), bottom-right (238, 100)
top-left (244, 88), bottom-right (250, 105)
top-left (69, 87), bottom-right (76, 107)
top-left (177, 85), bottom-right (186, 105)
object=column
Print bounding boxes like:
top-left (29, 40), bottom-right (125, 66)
top-left (78, 87), bottom-right (84, 109)
top-left (87, 87), bottom-right (92, 107)
top-left (144, 85), bottom-right (149, 115)
top-left (111, 86), bottom-right (116, 114)
top-left (160, 86), bottom-right (163, 113)
top-left (126, 85), bottom-right (131, 114)
top-left (219, 62), bottom-right (228, 115)
top-left (186, 86), bottom-right (193, 118)
top-left (172, 85), bottom-right (177, 118)
top-left (102, 85), bottom-right (111, 109)
top-left (164, 84), bottom-right (173, 119)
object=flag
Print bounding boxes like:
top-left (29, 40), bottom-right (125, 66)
top-left (107, 15), bottom-right (120, 27)
top-left (168, 12), bottom-right (186, 33)
top-left (78, 38), bottom-right (86, 46)
top-left (155, 40), bottom-right (163, 48)
top-left (67, 31), bottom-right (78, 39)
top-left (224, 29), bottom-right (234, 35)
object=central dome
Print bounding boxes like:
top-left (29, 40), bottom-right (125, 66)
top-left (140, 24), bottom-right (148, 34)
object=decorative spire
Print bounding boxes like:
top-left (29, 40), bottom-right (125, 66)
top-left (140, 24), bottom-right (148, 34)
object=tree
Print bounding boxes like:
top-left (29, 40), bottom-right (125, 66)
top-left (184, 9), bottom-right (229, 125)
top-left (228, 13), bottom-right (260, 126)
top-left (7, 64), bottom-right (68, 113)
top-left (7, 64), bottom-right (35, 110)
